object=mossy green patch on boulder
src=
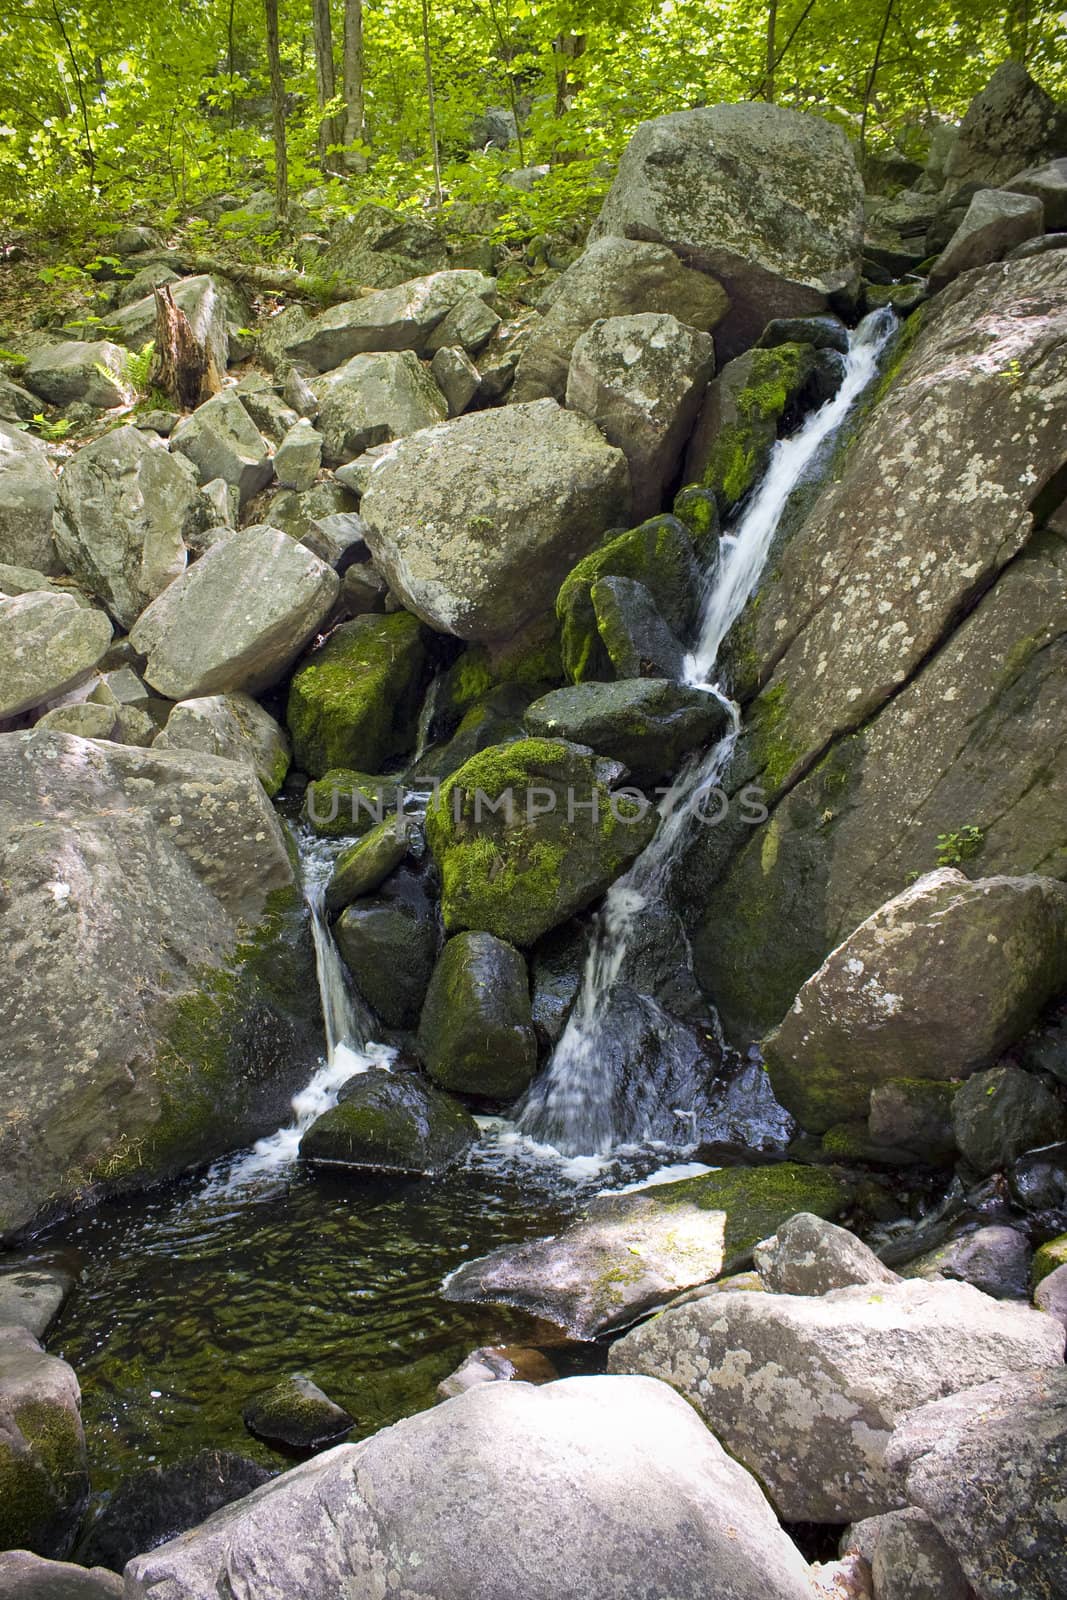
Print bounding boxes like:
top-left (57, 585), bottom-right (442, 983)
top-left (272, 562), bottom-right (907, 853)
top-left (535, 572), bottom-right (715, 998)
top-left (418, 931), bottom-right (537, 1100)
top-left (683, 342), bottom-right (817, 513)
top-left (300, 1068), bottom-right (478, 1175)
top-left (648, 1160), bottom-right (853, 1269)
top-left (438, 626), bottom-right (564, 726)
top-left (0, 1328), bottom-right (88, 1558)
top-left (325, 815), bottom-right (411, 912)
top-left (287, 612), bottom-right (428, 778)
top-left (241, 1374), bottom-right (353, 1451)
top-left (425, 738), bottom-right (657, 946)
top-left (1033, 1233), bottom-right (1067, 1287)
top-left (671, 485), bottom-right (720, 560)
top-left (302, 771), bottom-right (404, 839)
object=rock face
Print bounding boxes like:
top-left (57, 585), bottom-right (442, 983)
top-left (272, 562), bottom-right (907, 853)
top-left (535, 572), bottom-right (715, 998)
top-left (54, 425), bottom-right (199, 628)
top-left (565, 312), bottom-right (715, 520)
top-left (0, 423), bottom-right (59, 574)
top-left (335, 870), bottom-right (439, 1029)
top-left (125, 1376), bottom-right (818, 1600)
top-left (300, 1069), bottom-right (478, 1175)
top-left (511, 236), bottom-right (729, 404)
top-left (929, 188), bottom-right (1044, 290)
top-left (24, 340), bottom-right (132, 409)
top-left (286, 612), bottom-right (427, 776)
top-left (154, 692), bottom-right (291, 797)
top-left (609, 1277), bottom-right (1065, 1522)
top-left (589, 104), bottom-right (865, 360)
top-left (0, 591), bottom-right (112, 718)
top-left (131, 525), bottom-right (339, 700)
top-left (0, 731), bottom-right (318, 1240)
top-left (171, 391), bottom-right (273, 507)
top-left (418, 932), bottom-right (537, 1099)
top-left (0, 1324), bottom-right (88, 1556)
top-left (285, 271), bottom-right (496, 370)
top-left (359, 400), bottom-right (630, 642)
top-left (886, 1367), bottom-right (1067, 1600)
top-left (690, 254), bottom-right (1067, 1042)
top-left (313, 350), bottom-right (447, 466)
top-left (944, 61), bottom-right (1066, 190)
top-left (762, 871), bottom-right (1067, 1134)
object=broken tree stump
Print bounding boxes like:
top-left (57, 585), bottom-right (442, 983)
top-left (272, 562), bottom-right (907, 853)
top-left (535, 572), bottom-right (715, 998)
top-left (151, 283), bottom-right (222, 410)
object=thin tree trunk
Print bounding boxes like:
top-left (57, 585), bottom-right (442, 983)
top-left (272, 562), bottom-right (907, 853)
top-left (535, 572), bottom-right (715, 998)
top-left (49, 0), bottom-right (95, 188)
top-left (264, 0), bottom-right (289, 220)
top-left (421, 0), bottom-right (442, 206)
top-left (554, 32), bottom-right (586, 118)
top-left (763, 0), bottom-right (778, 101)
top-left (745, 0), bottom-right (815, 96)
top-left (1005, 0), bottom-right (1030, 63)
top-left (227, 0), bottom-right (237, 174)
top-left (859, 0), bottom-right (895, 163)
top-left (312, 0), bottom-right (339, 169)
top-left (342, 0), bottom-right (367, 172)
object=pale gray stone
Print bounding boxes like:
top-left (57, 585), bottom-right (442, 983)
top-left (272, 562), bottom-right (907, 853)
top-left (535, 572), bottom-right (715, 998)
top-left (430, 345), bottom-right (479, 415)
top-left (313, 349), bottom-right (446, 467)
top-left (929, 188), bottom-right (1044, 290)
top-left (154, 691), bottom-right (290, 795)
top-left (754, 1213), bottom-right (900, 1295)
top-left (24, 340), bottom-right (132, 409)
top-left (0, 421), bottom-right (59, 573)
top-left (171, 391), bottom-right (273, 507)
top-left (0, 591), bottom-right (112, 717)
top-left (0, 1266), bottom-right (73, 1338)
top-left (274, 418), bottom-right (322, 490)
top-left (0, 1552), bottom-right (122, 1599)
top-left (285, 271), bottom-right (497, 371)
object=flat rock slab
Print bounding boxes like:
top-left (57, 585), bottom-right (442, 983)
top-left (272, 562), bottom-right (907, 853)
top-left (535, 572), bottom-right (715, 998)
top-left (0, 1267), bottom-right (73, 1339)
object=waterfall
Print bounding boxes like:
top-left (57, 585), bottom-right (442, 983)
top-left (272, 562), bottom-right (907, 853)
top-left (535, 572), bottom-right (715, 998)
top-left (519, 309), bottom-right (897, 1157)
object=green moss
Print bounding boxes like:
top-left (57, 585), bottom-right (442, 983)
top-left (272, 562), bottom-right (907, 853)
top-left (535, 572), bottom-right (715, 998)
top-left (748, 681), bottom-right (806, 795)
top-left (1033, 1233), bottom-right (1067, 1287)
top-left (700, 344), bottom-right (816, 512)
top-left (303, 770), bottom-right (403, 839)
top-left (870, 306), bottom-right (925, 408)
top-left (287, 613), bottom-right (427, 778)
top-left (0, 1398), bottom-right (85, 1554)
top-left (672, 485), bottom-right (720, 560)
top-left (653, 1161), bottom-right (852, 1269)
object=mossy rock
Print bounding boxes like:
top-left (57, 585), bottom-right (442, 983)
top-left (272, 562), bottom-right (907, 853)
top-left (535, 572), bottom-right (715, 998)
top-left (334, 878), bottom-right (438, 1029)
top-left (241, 1374), bottom-right (353, 1451)
top-left (524, 678), bottom-right (726, 785)
top-left (418, 931), bottom-right (537, 1100)
top-left (325, 815), bottom-right (412, 912)
top-left (409, 683), bottom-right (533, 784)
top-left (300, 1068), bottom-right (478, 1175)
top-left (302, 771), bottom-right (404, 839)
top-left (671, 485), bottom-right (721, 562)
top-left (685, 342), bottom-right (817, 513)
top-left (0, 1331), bottom-right (89, 1558)
top-left (1032, 1233), bottom-right (1067, 1287)
top-left (287, 612), bottom-right (428, 777)
top-left (650, 1160), bottom-right (854, 1269)
top-left (437, 625), bottom-right (564, 728)
top-left (425, 738), bottom-right (657, 946)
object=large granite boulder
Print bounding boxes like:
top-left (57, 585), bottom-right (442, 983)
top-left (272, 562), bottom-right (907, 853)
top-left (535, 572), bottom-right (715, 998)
top-left (754, 1212), bottom-right (900, 1296)
top-left (1004, 156), bottom-right (1067, 228)
top-left (0, 423), bottom-right (59, 574)
top-left (54, 425), bottom-right (199, 627)
top-left (23, 340), bottom-right (132, 409)
top-left (313, 349), bottom-right (446, 466)
top-left (0, 731), bottom-right (319, 1240)
top-left (130, 525), bottom-right (338, 700)
top-left (944, 62), bottom-right (1066, 191)
top-left (285, 271), bottom-right (496, 370)
top-left (359, 400), bottom-right (630, 642)
top-left (589, 103), bottom-right (865, 360)
top-left (951, 1065), bottom-right (1067, 1176)
top-left (170, 392), bottom-right (273, 508)
top-left (314, 203), bottom-right (449, 292)
top-left (153, 692), bottom-right (291, 796)
top-left (609, 1278), bottom-right (1065, 1522)
top-left (125, 1376), bottom-right (818, 1600)
top-left (0, 1553), bottom-right (121, 1598)
top-left (929, 188), bottom-right (1044, 290)
top-left (0, 592), bottom-right (111, 718)
top-left (0, 1325), bottom-right (88, 1556)
top-left (286, 612), bottom-right (427, 776)
top-left (523, 678), bottom-right (725, 784)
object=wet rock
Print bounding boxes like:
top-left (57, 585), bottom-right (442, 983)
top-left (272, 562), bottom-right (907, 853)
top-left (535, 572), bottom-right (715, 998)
top-left (23, 340), bottom-right (132, 409)
top-left (762, 871), bottom-right (1067, 1134)
top-left (447, 1163), bottom-right (851, 1339)
top-left (842, 1508), bottom-right (971, 1600)
top-left (131, 524), bottom-right (338, 700)
top-left (1008, 1144), bottom-right (1067, 1227)
top-left (566, 312), bottom-right (715, 521)
top-left (285, 271), bottom-right (496, 371)
top-left (754, 1212), bottom-right (900, 1295)
top-left (0, 1266), bottom-right (73, 1339)
top-left (75, 1450), bottom-right (272, 1573)
top-left (335, 868), bottom-right (439, 1027)
top-left (274, 419), bottom-right (321, 491)
top-left (418, 931), bottom-right (537, 1099)
top-left (929, 188), bottom-right (1044, 290)
top-left (0, 422), bottom-right (59, 574)
top-left (900, 1224), bottom-right (1032, 1300)
top-left (436, 1344), bottom-right (557, 1399)
top-left (953, 1065), bottom-right (1067, 1175)
top-left (313, 349), bottom-right (446, 467)
top-left (300, 1068), bottom-right (478, 1175)
top-left (866, 1079), bottom-right (957, 1165)
top-left (243, 1374), bottom-right (353, 1451)
top-left (944, 61), bottom-right (1066, 190)
top-left (325, 814), bottom-right (412, 911)
top-left (886, 1366), bottom-right (1067, 1600)
top-left (430, 345), bottom-right (479, 415)
top-left (529, 922), bottom-right (585, 1049)
top-left (524, 678), bottom-right (725, 785)
top-left (1003, 155), bottom-right (1067, 228)
top-left (54, 424), bottom-right (199, 627)
top-left (0, 1325), bottom-right (88, 1556)
top-left (590, 104), bottom-right (865, 360)
top-left (610, 1277), bottom-right (1065, 1522)
top-left (359, 399), bottom-right (630, 643)
top-left (126, 1375), bottom-right (817, 1600)
top-left (286, 612), bottom-right (427, 777)
top-left (684, 341), bottom-right (817, 513)
top-left (589, 574), bottom-right (686, 679)
top-left (302, 769), bottom-right (404, 839)
top-left (153, 692), bottom-right (291, 796)
top-left (0, 591), bottom-right (112, 718)
top-left (0, 1553), bottom-right (121, 1598)
top-left (758, 314), bottom-right (850, 354)
top-left (171, 391), bottom-right (273, 508)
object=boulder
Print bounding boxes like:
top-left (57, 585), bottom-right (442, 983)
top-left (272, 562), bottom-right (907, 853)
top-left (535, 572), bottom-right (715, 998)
top-left (53, 424), bottom-right (199, 627)
top-left (274, 419), bottom-right (322, 491)
top-left (0, 1553), bottom-right (121, 1598)
top-left (754, 1212), bottom-right (900, 1295)
top-left (886, 1367), bottom-right (1067, 1600)
top-left (23, 340), bottom-right (132, 409)
top-left (0, 375), bottom-right (39, 422)
top-left (286, 612), bottom-right (427, 776)
top-left (171, 391), bottom-right (273, 507)
top-left (153, 692), bottom-right (291, 796)
top-left (335, 872), bottom-right (438, 1028)
top-left (952, 1065), bottom-right (1067, 1175)
top-left (359, 400), bottom-right (630, 643)
top-left (436, 1345), bottom-right (557, 1400)
top-left (511, 236), bottom-right (729, 404)
top-left (111, 274), bottom-right (250, 372)
top-left (609, 1277), bottom-right (1065, 1521)
top-left (589, 574), bottom-right (686, 680)
top-left (683, 342), bottom-right (817, 513)
top-left (900, 1224), bottom-right (1032, 1299)
top-left (0, 591), bottom-right (111, 718)
top-left (1034, 1263), bottom-right (1067, 1330)
top-left (762, 871), bottom-right (1067, 1134)
top-left (124, 1376), bottom-right (818, 1600)
top-left (589, 104), bottom-right (865, 360)
top-left (1033, 1234), bottom-right (1067, 1284)
top-left (131, 525), bottom-right (339, 700)
top-left (324, 814), bottom-right (412, 911)
top-left (1003, 155), bottom-right (1067, 228)
top-left (302, 511), bottom-right (367, 567)
top-left (243, 1375), bottom-right (353, 1452)
top-left (302, 770), bottom-right (404, 839)
top-left (841, 1509), bottom-right (971, 1600)
top-left (929, 188), bottom-right (1044, 290)
top-left (0, 422), bottom-right (59, 574)
top-left (425, 292), bottom-right (500, 356)
top-left (0, 1325), bottom-right (88, 1556)
top-left (865, 1078), bottom-right (957, 1165)
top-left (418, 931), bottom-right (537, 1099)
top-left (285, 272), bottom-right (496, 371)
top-left (300, 1068), bottom-right (478, 1175)
top-left (425, 739), bottom-right (656, 945)
top-left (430, 345), bottom-right (479, 415)
top-left (314, 203), bottom-right (449, 291)
top-left (524, 679), bottom-right (725, 784)
top-left (0, 730), bottom-right (318, 1239)
top-left (446, 1164), bottom-right (851, 1339)
top-left (758, 314), bottom-right (850, 354)
top-left (0, 1267), bottom-right (72, 1339)
top-left (566, 312), bottom-right (715, 520)
top-left (313, 349), bottom-right (446, 467)
top-left (269, 481), bottom-right (357, 545)
top-left (236, 377), bottom-right (301, 446)
top-left (944, 61), bottom-right (1066, 190)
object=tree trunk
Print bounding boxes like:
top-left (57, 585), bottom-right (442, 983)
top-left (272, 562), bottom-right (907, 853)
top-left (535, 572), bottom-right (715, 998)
top-left (151, 285), bottom-right (221, 410)
top-left (554, 32), bottom-right (586, 118)
top-left (264, 0), bottom-right (288, 220)
top-left (342, 0), bottom-right (367, 172)
top-left (312, 0), bottom-right (339, 169)
top-left (421, 0), bottom-right (442, 206)
top-left (764, 0), bottom-right (778, 101)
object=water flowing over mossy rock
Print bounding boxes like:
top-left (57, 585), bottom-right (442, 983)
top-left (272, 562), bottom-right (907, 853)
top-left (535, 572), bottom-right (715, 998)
top-left (524, 679), bottom-right (725, 785)
top-left (762, 870), bottom-right (1067, 1135)
top-left (951, 1066), bottom-right (1067, 1177)
top-left (444, 1163), bottom-right (852, 1339)
top-left (589, 103), bottom-right (865, 360)
top-left (0, 1326), bottom-right (88, 1557)
top-left (300, 1069), bottom-right (478, 1175)
top-left (610, 1277), bottom-right (1065, 1523)
top-left (0, 422), bottom-right (59, 575)
top-left (0, 1552), bottom-right (122, 1597)
top-left (556, 514), bottom-right (701, 683)
top-left (242, 1375), bottom-right (353, 1452)
top-left (154, 692), bottom-right (291, 797)
top-left (425, 739), bottom-right (656, 946)
top-left (285, 271), bottom-right (496, 371)
top-left (418, 931), bottom-right (537, 1099)
top-left (0, 731), bottom-right (320, 1241)
top-left (0, 592), bottom-right (111, 719)
top-left (312, 350), bottom-right (447, 467)
top-left (683, 342), bottom-right (817, 513)
top-left (125, 1376), bottom-right (818, 1600)
top-left (287, 613), bottom-right (428, 778)
top-left (359, 400), bottom-right (630, 643)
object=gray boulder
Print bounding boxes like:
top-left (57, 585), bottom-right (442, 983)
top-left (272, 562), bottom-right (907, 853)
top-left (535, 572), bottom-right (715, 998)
top-left (589, 574), bottom-right (686, 679)
top-left (125, 1375), bottom-right (818, 1600)
top-left (418, 932), bottom-right (537, 1099)
top-left (0, 591), bottom-right (111, 717)
top-left (900, 1224), bottom-right (1032, 1299)
top-left (300, 1068), bottom-right (478, 1176)
top-left (1003, 155), bottom-right (1067, 228)
top-left (130, 525), bottom-right (339, 699)
top-left (754, 1212), bottom-right (900, 1295)
top-left (425, 291), bottom-right (500, 356)
top-left (842, 1509), bottom-right (971, 1600)
top-left (0, 1325), bottom-right (87, 1556)
top-left (524, 678), bottom-right (725, 784)
top-left (325, 815), bottom-right (411, 911)
top-left (285, 271), bottom-right (496, 371)
top-left (335, 880), bottom-right (438, 1029)
top-left (171, 391), bottom-right (273, 507)
top-left (952, 1065), bottom-right (1067, 1175)
top-left (0, 422), bottom-right (59, 573)
top-left (313, 349), bottom-right (446, 466)
top-left (153, 691), bottom-right (291, 796)
top-left (0, 375), bottom-right (39, 422)
top-left (589, 104), bottom-right (865, 359)
top-left (360, 400), bottom-right (630, 642)
top-left (511, 236), bottom-right (728, 404)
top-left (0, 1266), bottom-right (72, 1339)
top-left (565, 312), bottom-right (715, 520)
top-left (1034, 1264), bottom-right (1067, 1331)
top-left (929, 188), bottom-right (1044, 290)
top-left (236, 376), bottom-right (301, 445)
top-left (111, 274), bottom-right (250, 373)
top-left (54, 424), bottom-right (199, 627)
top-left (430, 345), bottom-right (479, 415)
top-left (886, 1367), bottom-right (1067, 1600)
top-left (0, 1553), bottom-right (121, 1598)
top-left (35, 700), bottom-right (116, 738)
top-left (945, 61), bottom-right (1066, 190)
top-left (314, 203), bottom-right (449, 292)
top-left (243, 1374), bottom-right (353, 1451)
top-left (763, 871), bottom-right (1067, 1133)
top-left (274, 419), bottom-right (322, 490)
top-left (609, 1277), bottom-right (1065, 1521)
top-left (23, 340), bottom-right (132, 409)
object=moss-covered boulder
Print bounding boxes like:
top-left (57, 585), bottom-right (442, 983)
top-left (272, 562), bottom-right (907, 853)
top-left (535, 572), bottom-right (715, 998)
top-left (682, 342), bottom-right (817, 513)
top-left (556, 515), bottom-right (702, 684)
top-left (418, 932), bottom-right (537, 1099)
top-left (524, 679), bottom-right (726, 785)
top-left (425, 739), bottom-right (657, 945)
top-left (590, 576), bottom-right (686, 680)
top-left (300, 1068), bottom-right (478, 1175)
top-left (302, 771), bottom-right (404, 839)
top-left (334, 867), bottom-right (439, 1029)
top-left (409, 684), bottom-right (533, 785)
top-left (242, 1374), bottom-right (353, 1452)
top-left (287, 613), bottom-right (429, 778)
top-left (325, 815), bottom-right (412, 912)
top-left (1033, 1234), bottom-right (1067, 1287)
top-left (0, 1327), bottom-right (88, 1557)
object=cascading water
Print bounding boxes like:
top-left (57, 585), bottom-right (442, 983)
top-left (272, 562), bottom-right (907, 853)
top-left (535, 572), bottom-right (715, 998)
top-left (519, 308), bottom-right (897, 1157)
